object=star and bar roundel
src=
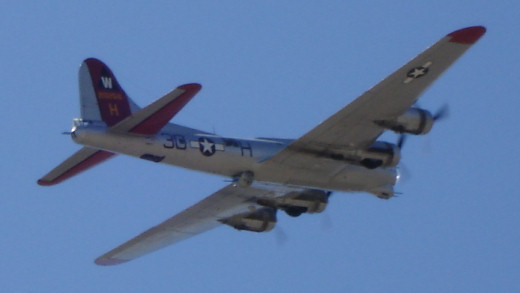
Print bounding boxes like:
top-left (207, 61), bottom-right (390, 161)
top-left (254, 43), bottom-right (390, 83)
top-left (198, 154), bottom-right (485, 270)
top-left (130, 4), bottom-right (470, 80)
top-left (404, 61), bottom-right (432, 84)
top-left (190, 137), bottom-right (225, 156)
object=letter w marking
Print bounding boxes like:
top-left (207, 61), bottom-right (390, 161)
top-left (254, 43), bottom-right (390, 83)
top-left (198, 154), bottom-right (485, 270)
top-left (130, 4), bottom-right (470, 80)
top-left (101, 76), bottom-right (113, 89)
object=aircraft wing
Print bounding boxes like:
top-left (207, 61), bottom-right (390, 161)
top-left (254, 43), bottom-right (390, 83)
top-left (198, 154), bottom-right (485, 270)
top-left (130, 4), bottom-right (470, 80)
top-left (95, 183), bottom-right (304, 265)
top-left (265, 26), bottom-right (485, 168)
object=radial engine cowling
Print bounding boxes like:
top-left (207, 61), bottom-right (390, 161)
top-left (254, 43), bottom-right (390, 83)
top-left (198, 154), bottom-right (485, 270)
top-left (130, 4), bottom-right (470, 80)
top-left (357, 141), bottom-right (401, 169)
top-left (257, 190), bottom-right (330, 217)
top-left (376, 108), bottom-right (434, 135)
top-left (219, 207), bottom-right (276, 232)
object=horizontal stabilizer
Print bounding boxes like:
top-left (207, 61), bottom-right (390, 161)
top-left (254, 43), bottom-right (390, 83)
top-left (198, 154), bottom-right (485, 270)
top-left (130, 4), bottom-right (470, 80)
top-left (110, 83), bottom-right (201, 135)
top-left (37, 147), bottom-right (115, 186)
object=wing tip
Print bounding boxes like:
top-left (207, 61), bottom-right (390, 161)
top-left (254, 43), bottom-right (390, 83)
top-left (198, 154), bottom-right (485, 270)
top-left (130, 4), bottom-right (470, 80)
top-left (37, 179), bottom-right (53, 186)
top-left (178, 83), bottom-right (202, 92)
top-left (448, 26), bottom-right (486, 44)
top-left (94, 256), bottom-right (130, 266)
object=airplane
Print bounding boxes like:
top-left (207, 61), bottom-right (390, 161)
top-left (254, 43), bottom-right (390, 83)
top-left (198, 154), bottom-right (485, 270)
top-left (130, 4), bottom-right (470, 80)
top-left (37, 26), bottom-right (486, 265)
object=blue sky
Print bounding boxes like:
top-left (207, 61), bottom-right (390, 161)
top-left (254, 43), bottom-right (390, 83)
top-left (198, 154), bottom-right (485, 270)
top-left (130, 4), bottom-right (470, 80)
top-left (2, 1), bottom-right (519, 292)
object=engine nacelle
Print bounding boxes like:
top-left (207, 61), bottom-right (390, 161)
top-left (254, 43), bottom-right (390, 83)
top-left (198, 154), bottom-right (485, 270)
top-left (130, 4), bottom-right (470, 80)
top-left (257, 190), bottom-right (330, 217)
top-left (357, 141), bottom-right (401, 169)
top-left (375, 108), bottom-right (434, 135)
top-left (219, 207), bottom-right (276, 232)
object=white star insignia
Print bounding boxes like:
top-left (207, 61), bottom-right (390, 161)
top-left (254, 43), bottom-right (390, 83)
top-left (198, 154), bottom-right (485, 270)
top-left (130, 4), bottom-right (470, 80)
top-left (404, 61), bottom-right (432, 84)
top-left (199, 138), bottom-right (215, 155)
top-left (189, 137), bottom-right (225, 156)
top-left (408, 67), bottom-right (427, 78)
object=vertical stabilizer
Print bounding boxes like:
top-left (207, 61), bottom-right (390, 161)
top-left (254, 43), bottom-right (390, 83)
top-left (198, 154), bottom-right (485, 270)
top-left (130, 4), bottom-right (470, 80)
top-left (79, 58), bottom-right (139, 126)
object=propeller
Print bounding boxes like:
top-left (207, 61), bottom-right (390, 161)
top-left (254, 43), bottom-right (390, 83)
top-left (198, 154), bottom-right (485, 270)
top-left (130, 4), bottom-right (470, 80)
top-left (274, 192), bottom-right (334, 246)
top-left (396, 104), bottom-right (449, 186)
top-left (321, 212), bottom-right (334, 231)
top-left (396, 162), bottom-right (412, 185)
top-left (397, 133), bottom-right (407, 149)
top-left (274, 226), bottom-right (288, 246)
top-left (396, 133), bottom-right (411, 185)
top-left (424, 104), bottom-right (449, 153)
top-left (433, 104), bottom-right (449, 121)
top-left (397, 104), bottom-right (449, 150)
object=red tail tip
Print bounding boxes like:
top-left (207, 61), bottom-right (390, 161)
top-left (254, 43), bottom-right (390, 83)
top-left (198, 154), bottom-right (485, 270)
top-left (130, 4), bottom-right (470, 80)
top-left (448, 26), bottom-right (486, 44)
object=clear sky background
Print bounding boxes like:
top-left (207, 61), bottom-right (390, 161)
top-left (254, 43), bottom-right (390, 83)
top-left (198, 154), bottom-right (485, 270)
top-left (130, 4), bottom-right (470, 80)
top-left (2, 1), bottom-right (519, 292)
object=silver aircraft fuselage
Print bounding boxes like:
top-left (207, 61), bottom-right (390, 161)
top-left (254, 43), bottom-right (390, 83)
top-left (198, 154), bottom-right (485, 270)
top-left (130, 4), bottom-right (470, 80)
top-left (72, 121), bottom-right (397, 195)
